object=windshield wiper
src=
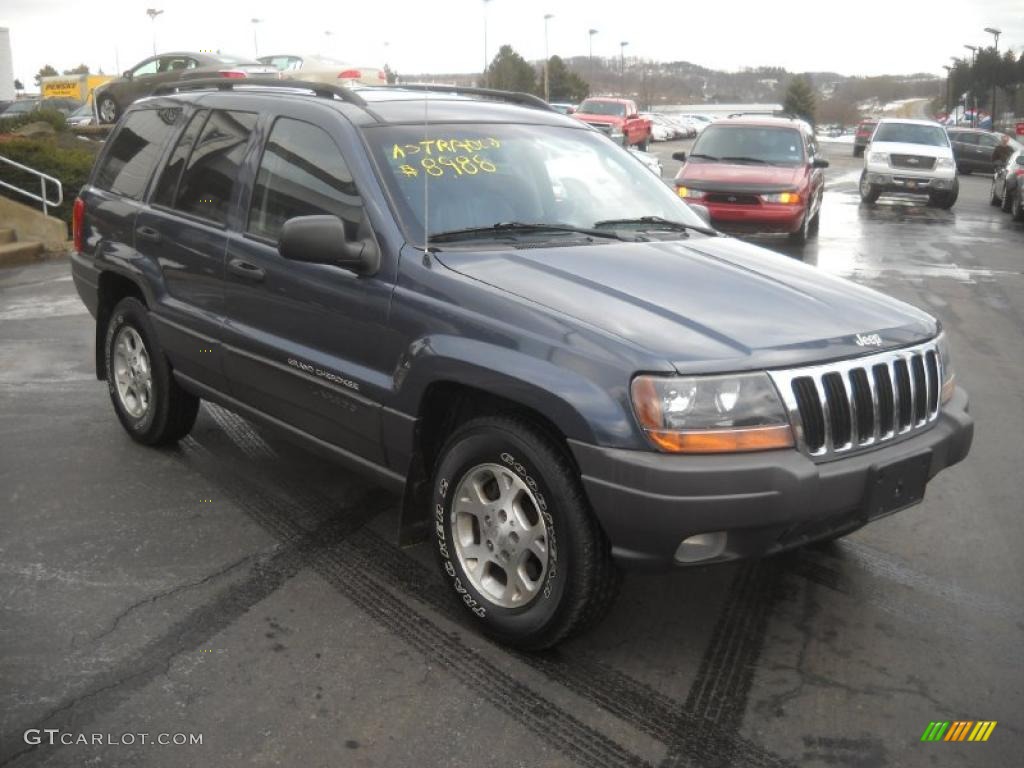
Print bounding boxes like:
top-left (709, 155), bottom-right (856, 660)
top-left (428, 221), bottom-right (630, 243)
top-left (721, 156), bottom-right (769, 164)
top-left (688, 152), bottom-right (719, 161)
top-left (592, 216), bottom-right (714, 236)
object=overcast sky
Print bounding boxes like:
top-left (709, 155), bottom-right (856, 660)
top-left (3, 0), bottom-right (1023, 88)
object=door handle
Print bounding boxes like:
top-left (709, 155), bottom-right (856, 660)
top-left (228, 258), bottom-right (266, 282)
top-left (136, 225), bottom-right (161, 243)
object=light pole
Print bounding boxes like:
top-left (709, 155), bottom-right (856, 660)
top-left (620, 41), bottom-right (628, 85)
top-left (984, 27), bottom-right (1001, 129)
top-left (964, 44), bottom-right (977, 127)
top-left (543, 14), bottom-right (554, 102)
top-left (941, 64), bottom-right (952, 118)
top-left (146, 8), bottom-right (164, 56)
top-left (588, 29), bottom-right (598, 87)
top-left (482, 0), bottom-right (493, 88)
top-left (251, 18), bottom-right (262, 58)
top-left (322, 30), bottom-right (332, 57)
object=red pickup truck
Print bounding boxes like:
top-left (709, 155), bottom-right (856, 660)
top-left (573, 98), bottom-right (653, 150)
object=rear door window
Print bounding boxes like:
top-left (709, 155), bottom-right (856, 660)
top-left (171, 109), bottom-right (257, 225)
top-left (94, 107), bottom-right (183, 200)
top-left (152, 109), bottom-right (209, 208)
top-left (246, 117), bottom-right (363, 241)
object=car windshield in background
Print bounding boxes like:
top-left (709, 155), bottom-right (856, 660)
top-left (873, 123), bottom-right (949, 147)
top-left (2, 100), bottom-right (37, 115)
top-left (578, 100), bottom-right (626, 117)
top-left (690, 125), bottom-right (805, 165)
top-left (366, 123), bottom-right (705, 245)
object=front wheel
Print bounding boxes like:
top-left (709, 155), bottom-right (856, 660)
top-left (105, 298), bottom-right (199, 445)
top-left (990, 179), bottom-right (1003, 206)
top-left (853, 145), bottom-right (864, 158)
top-left (1003, 184), bottom-right (1015, 213)
top-left (97, 95), bottom-right (119, 124)
top-left (431, 416), bottom-right (619, 649)
top-left (637, 135), bottom-right (650, 152)
top-left (1012, 188), bottom-right (1024, 222)
top-left (859, 171), bottom-right (880, 203)
top-left (928, 179), bottom-right (959, 209)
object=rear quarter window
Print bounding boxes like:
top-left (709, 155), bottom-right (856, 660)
top-left (93, 108), bottom-right (183, 200)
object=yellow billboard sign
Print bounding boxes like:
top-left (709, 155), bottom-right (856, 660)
top-left (41, 74), bottom-right (113, 102)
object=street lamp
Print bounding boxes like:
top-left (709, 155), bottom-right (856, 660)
top-left (251, 18), bottom-right (262, 58)
top-left (482, 0), bottom-right (493, 88)
top-left (941, 64), bottom-right (952, 118)
top-left (543, 14), bottom-right (554, 102)
top-left (322, 30), bottom-right (332, 57)
top-left (984, 27), bottom-right (1001, 129)
top-left (620, 41), bottom-right (629, 82)
top-left (146, 8), bottom-right (164, 56)
top-left (964, 44), bottom-right (977, 127)
top-left (588, 29), bottom-right (598, 85)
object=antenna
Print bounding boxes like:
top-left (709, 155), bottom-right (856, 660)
top-left (423, 89), bottom-right (430, 254)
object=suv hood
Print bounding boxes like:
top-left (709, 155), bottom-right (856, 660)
top-left (868, 141), bottom-right (953, 159)
top-left (437, 237), bottom-right (936, 373)
top-left (678, 162), bottom-right (805, 189)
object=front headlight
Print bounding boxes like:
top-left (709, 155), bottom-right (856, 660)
top-left (760, 191), bottom-right (801, 204)
top-left (868, 151), bottom-right (890, 165)
top-left (935, 157), bottom-right (955, 169)
top-left (631, 373), bottom-right (794, 453)
top-left (936, 333), bottom-right (956, 404)
top-left (677, 186), bottom-right (705, 200)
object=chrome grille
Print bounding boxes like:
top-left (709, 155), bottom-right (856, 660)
top-left (890, 154), bottom-right (936, 170)
top-left (768, 340), bottom-right (941, 460)
top-left (585, 122), bottom-right (613, 135)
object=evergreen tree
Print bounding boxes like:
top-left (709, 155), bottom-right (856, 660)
top-left (34, 65), bottom-right (58, 86)
top-left (547, 56), bottom-right (589, 102)
top-left (783, 75), bottom-right (816, 124)
top-left (483, 45), bottom-right (537, 93)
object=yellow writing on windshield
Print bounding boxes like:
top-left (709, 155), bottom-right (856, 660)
top-left (392, 137), bottom-right (501, 159)
top-left (398, 154), bottom-right (498, 178)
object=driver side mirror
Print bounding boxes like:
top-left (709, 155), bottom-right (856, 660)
top-left (628, 112), bottom-right (639, 119)
top-left (672, 151), bottom-right (687, 162)
top-left (278, 215), bottom-right (379, 275)
top-left (813, 158), bottom-right (829, 168)
top-left (122, 70), bottom-right (133, 80)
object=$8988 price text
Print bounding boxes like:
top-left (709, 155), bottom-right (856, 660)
top-left (398, 155), bottom-right (497, 178)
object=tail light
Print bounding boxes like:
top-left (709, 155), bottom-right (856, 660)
top-left (337, 69), bottom-right (362, 80)
top-left (378, 70), bottom-right (387, 81)
top-left (72, 197), bottom-right (85, 252)
top-left (218, 70), bottom-right (248, 79)
top-left (1014, 169), bottom-right (1024, 177)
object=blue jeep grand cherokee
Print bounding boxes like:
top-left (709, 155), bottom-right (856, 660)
top-left (70, 81), bottom-right (973, 648)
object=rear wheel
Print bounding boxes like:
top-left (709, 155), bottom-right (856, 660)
top-left (853, 145), bottom-right (864, 158)
top-left (637, 135), bottom-right (650, 152)
top-left (104, 298), bottom-right (199, 445)
top-left (1003, 184), bottom-right (1015, 213)
top-left (990, 178), bottom-right (1003, 206)
top-left (97, 95), bottom-right (119, 124)
top-left (1012, 188), bottom-right (1024, 222)
top-left (859, 171), bottom-right (880, 203)
top-left (431, 415), bottom-right (619, 649)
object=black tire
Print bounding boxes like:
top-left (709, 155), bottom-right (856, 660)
top-left (104, 297), bottom-right (199, 446)
top-left (858, 171), bottom-right (880, 204)
top-left (1012, 188), bottom-right (1024, 222)
top-left (97, 94), bottom-right (119, 125)
top-left (1003, 184), bottom-right (1015, 213)
top-left (637, 135), bottom-right (650, 152)
top-left (852, 145), bottom-right (863, 158)
top-left (788, 209), bottom-right (811, 244)
top-left (431, 415), bottom-right (619, 649)
top-left (808, 198), bottom-right (821, 235)
top-left (990, 179), bottom-right (1003, 207)
top-left (928, 179), bottom-right (959, 210)
top-left (959, 168), bottom-right (972, 175)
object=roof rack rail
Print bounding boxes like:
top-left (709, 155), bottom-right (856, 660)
top-left (151, 78), bottom-right (367, 108)
top-left (391, 83), bottom-right (554, 112)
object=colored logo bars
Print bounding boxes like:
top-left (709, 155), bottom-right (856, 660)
top-left (921, 721), bottom-right (997, 742)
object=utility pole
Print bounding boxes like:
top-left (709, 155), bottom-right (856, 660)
top-left (146, 9), bottom-right (164, 56)
top-left (251, 18), bottom-right (262, 58)
top-left (941, 64), bottom-right (952, 119)
top-left (543, 14), bottom-right (553, 102)
top-left (620, 41), bottom-right (628, 88)
top-left (588, 29), bottom-right (598, 88)
top-left (984, 27), bottom-right (1001, 129)
top-left (482, 0), bottom-right (493, 88)
top-left (964, 44), bottom-right (977, 127)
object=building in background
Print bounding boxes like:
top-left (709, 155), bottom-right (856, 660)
top-left (0, 28), bottom-right (14, 101)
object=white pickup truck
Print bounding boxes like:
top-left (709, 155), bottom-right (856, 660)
top-left (859, 119), bottom-right (958, 208)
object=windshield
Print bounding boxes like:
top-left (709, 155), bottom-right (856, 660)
top-left (3, 100), bottom-right (37, 115)
top-left (366, 123), bottom-right (705, 245)
top-left (689, 125), bottom-right (805, 165)
top-left (578, 100), bottom-right (626, 117)
top-left (872, 123), bottom-right (949, 147)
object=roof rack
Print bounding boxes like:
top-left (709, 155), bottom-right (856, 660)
top-left (151, 78), bottom-right (367, 108)
top-left (389, 83), bottom-right (555, 112)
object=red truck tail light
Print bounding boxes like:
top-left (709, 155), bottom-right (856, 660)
top-left (337, 69), bottom-right (362, 80)
top-left (218, 70), bottom-right (248, 79)
top-left (72, 197), bottom-right (85, 252)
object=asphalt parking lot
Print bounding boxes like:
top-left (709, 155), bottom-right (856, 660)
top-left (2, 139), bottom-right (1023, 767)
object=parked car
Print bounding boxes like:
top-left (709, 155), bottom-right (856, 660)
top-left (672, 117), bottom-right (827, 244)
top-left (665, 115), bottom-right (698, 139)
top-left (0, 97), bottom-right (80, 120)
top-left (677, 113), bottom-right (715, 133)
top-left (573, 97), bottom-right (652, 149)
top-left (990, 149), bottom-right (1024, 220)
top-left (948, 128), bottom-right (1022, 175)
top-left (71, 82), bottom-right (971, 649)
top-left (853, 118), bottom-right (877, 157)
top-left (859, 119), bottom-right (958, 208)
top-left (66, 101), bottom-right (97, 127)
top-left (641, 113), bottom-right (677, 142)
top-left (258, 55), bottom-right (386, 85)
top-left (549, 102), bottom-right (576, 115)
top-left (93, 52), bottom-right (279, 124)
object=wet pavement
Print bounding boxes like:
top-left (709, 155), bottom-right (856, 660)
top-left (1, 141), bottom-right (1022, 767)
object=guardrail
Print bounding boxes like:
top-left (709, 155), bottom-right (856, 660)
top-left (0, 154), bottom-right (64, 217)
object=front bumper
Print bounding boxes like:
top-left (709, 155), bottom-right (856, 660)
top-left (700, 202), bottom-right (806, 234)
top-left (570, 387), bottom-right (972, 570)
top-left (865, 170), bottom-right (956, 194)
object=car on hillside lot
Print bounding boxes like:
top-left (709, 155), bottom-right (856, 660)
top-left (93, 52), bottom-right (278, 123)
top-left (948, 128), bottom-right (1022, 175)
top-left (859, 119), bottom-right (958, 208)
top-left (258, 55), bottom-right (386, 86)
top-left (672, 116), bottom-right (827, 244)
top-left (71, 82), bottom-right (971, 649)
top-left (0, 97), bottom-right (80, 120)
top-left (990, 149), bottom-right (1024, 220)
top-left (853, 118), bottom-right (877, 157)
top-left (665, 115), bottom-right (698, 139)
top-left (66, 101), bottom-right (97, 127)
top-left (642, 113), bottom-right (679, 142)
top-left (573, 97), bottom-right (652, 149)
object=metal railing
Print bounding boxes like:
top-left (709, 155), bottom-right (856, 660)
top-left (0, 154), bottom-right (64, 217)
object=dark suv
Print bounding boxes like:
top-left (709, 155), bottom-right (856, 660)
top-left (71, 81), bottom-right (973, 649)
